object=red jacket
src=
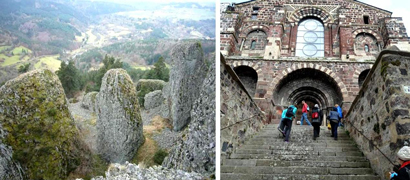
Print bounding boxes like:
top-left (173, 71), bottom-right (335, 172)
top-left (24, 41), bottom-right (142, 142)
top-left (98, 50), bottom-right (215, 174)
top-left (302, 103), bottom-right (308, 113)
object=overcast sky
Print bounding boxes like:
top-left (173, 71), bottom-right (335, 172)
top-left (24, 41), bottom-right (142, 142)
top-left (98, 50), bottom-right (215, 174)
top-left (100, 0), bottom-right (215, 3)
top-left (225, 0), bottom-right (410, 35)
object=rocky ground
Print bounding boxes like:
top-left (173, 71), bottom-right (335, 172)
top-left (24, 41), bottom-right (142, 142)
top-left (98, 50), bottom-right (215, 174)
top-left (76, 162), bottom-right (204, 180)
top-left (69, 101), bottom-right (98, 153)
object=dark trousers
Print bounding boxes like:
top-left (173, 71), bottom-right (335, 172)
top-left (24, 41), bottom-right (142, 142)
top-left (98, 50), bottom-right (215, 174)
top-left (283, 119), bottom-right (293, 141)
top-left (312, 122), bottom-right (321, 137)
top-left (330, 120), bottom-right (338, 139)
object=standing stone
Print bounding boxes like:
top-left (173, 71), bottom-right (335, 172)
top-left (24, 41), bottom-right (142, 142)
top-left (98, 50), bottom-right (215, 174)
top-left (165, 42), bottom-right (208, 131)
top-left (96, 69), bottom-right (144, 163)
top-left (81, 91), bottom-right (98, 112)
top-left (163, 61), bottom-right (215, 175)
top-left (144, 90), bottom-right (164, 110)
top-left (0, 69), bottom-right (89, 180)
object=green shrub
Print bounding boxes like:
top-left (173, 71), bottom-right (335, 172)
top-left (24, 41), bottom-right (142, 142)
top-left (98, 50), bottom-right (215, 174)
top-left (136, 79), bottom-right (166, 107)
top-left (153, 149), bottom-right (168, 165)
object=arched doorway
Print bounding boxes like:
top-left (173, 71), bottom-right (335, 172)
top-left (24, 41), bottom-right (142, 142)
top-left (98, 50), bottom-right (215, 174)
top-left (233, 66), bottom-right (258, 96)
top-left (273, 68), bottom-right (343, 125)
top-left (358, 69), bottom-right (370, 88)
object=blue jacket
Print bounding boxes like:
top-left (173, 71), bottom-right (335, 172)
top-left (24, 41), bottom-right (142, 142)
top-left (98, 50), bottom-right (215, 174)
top-left (328, 107), bottom-right (340, 121)
top-left (336, 106), bottom-right (343, 118)
top-left (282, 105), bottom-right (297, 120)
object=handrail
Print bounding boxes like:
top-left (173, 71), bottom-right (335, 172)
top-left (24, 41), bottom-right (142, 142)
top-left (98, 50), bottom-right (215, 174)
top-left (345, 119), bottom-right (398, 167)
top-left (220, 114), bottom-right (256, 130)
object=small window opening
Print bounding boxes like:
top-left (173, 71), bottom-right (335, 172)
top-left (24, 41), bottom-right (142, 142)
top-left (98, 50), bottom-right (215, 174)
top-left (364, 16), bottom-right (369, 24)
top-left (365, 44), bottom-right (369, 52)
top-left (252, 7), bottom-right (260, 13)
top-left (251, 14), bottom-right (257, 20)
top-left (251, 40), bottom-right (256, 49)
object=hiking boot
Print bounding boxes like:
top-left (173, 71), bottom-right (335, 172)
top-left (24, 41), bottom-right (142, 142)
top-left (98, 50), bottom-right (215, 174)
top-left (278, 127), bottom-right (285, 137)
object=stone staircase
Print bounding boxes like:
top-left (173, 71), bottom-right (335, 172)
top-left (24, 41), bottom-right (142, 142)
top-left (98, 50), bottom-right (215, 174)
top-left (221, 124), bottom-right (380, 180)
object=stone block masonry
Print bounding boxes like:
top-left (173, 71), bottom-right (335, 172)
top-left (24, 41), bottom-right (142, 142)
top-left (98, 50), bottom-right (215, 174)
top-left (345, 47), bottom-right (410, 179)
top-left (220, 54), bottom-right (268, 161)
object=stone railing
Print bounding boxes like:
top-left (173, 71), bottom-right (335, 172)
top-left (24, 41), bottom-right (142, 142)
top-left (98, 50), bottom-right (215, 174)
top-left (220, 54), bottom-right (267, 162)
top-left (345, 46), bottom-right (410, 180)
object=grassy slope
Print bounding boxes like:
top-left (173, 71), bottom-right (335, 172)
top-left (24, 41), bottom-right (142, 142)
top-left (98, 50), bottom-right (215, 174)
top-left (34, 55), bottom-right (61, 71)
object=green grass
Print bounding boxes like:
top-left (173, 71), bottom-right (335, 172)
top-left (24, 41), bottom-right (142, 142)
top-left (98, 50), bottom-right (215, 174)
top-left (34, 55), bottom-right (61, 71)
top-left (133, 65), bottom-right (151, 70)
top-left (11, 46), bottom-right (32, 55)
top-left (0, 46), bottom-right (11, 53)
top-left (0, 54), bottom-right (21, 67)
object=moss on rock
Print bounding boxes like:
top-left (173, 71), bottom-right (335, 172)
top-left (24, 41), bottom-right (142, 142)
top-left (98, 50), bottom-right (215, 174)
top-left (0, 69), bottom-right (90, 180)
top-left (96, 69), bottom-right (144, 163)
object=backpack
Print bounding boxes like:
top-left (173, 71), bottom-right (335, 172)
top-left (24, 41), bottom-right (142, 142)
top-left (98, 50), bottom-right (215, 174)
top-left (285, 106), bottom-right (294, 118)
top-left (311, 109), bottom-right (320, 123)
top-left (312, 111), bottom-right (319, 119)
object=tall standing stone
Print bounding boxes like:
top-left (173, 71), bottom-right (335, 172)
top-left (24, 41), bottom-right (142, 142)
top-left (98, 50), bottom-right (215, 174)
top-left (96, 69), bottom-right (144, 163)
top-left (163, 61), bottom-right (215, 175)
top-left (165, 42), bottom-right (208, 131)
top-left (0, 69), bottom-right (89, 180)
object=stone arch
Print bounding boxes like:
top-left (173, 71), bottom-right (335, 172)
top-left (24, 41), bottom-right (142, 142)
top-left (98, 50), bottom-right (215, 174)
top-left (289, 7), bottom-right (334, 25)
top-left (353, 65), bottom-right (373, 87)
top-left (241, 25), bottom-right (270, 38)
top-left (233, 66), bottom-right (258, 96)
top-left (230, 61), bottom-right (262, 97)
top-left (352, 29), bottom-right (382, 42)
top-left (267, 63), bottom-right (348, 101)
top-left (354, 32), bottom-right (380, 56)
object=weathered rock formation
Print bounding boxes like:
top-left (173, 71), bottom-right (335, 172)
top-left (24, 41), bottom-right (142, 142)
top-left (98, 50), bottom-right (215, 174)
top-left (162, 61), bottom-right (215, 175)
top-left (96, 69), bottom-right (144, 163)
top-left (163, 42), bottom-right (208, 131)
top-left (0, 124), bottom-right (24, 180)
top-left (81, 91), bottom-right (98, 112)
top-left (78, 163), bottom-right (204, 180)
top-left (144, 90), bottom-right (164, 110)
top-left (0, 69), bottom-right (89, 180)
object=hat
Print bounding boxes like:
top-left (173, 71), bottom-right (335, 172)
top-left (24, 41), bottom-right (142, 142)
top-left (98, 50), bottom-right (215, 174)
top-left (314, 104), bottom-right (319, 108)
top-left (397, 146), bottom-right (410, 161)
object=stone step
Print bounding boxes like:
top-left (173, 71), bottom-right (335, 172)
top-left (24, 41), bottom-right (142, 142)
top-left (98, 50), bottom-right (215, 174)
top-left (223, 159), bottom-right (371, 168)
top-left (246, 140), bottom-right (357, 146)
top-left (234, 149), bottom-right (364, 156)
top-left (229, 154), bottom-right (368, 161)
top-left (220, 173), bottom-right (380, 180)
top-left (221, 166), bottom-right (375, 175)
top-left (240, 145), bottom-right (360, 152)
top-left (249, 138), bottom-right (353, 143)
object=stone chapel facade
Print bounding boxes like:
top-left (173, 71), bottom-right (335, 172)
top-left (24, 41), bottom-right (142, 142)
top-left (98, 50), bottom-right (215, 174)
top-left (220, 0), bottom-right (410, 120)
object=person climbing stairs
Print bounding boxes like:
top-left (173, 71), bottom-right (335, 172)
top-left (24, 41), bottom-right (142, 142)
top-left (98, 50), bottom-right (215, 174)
top-left (221, 124), bottom-right (380, 180)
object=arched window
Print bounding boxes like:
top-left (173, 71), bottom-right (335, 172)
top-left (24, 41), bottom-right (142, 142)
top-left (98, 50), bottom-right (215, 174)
top-left (364, 44), bottom-right (369, 52)
top-left (295, 19), bottom-right (324, 57)
top-left (251, 40), bottom-right (256, 49)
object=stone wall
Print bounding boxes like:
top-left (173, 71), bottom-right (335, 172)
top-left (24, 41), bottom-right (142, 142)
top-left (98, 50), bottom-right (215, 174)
top-left (227, 58), bottom-right (373, 113)
top-left (221, 0), bottom-right (410, 59)
top-left (220, 54), bottom-right (267, 161)
top-left (345, 47), bottom-right (410, 180)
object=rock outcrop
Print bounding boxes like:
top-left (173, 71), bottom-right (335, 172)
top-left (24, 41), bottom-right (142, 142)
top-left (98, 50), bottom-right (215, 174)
top-left (0, 69), bottom-right (89, 180)
top-left (0, 124), bottom-right (24, 180)
top-left (96, 69), bottom-right (144, 163)
top-left (78, 163), bottom-right (204, 180)
top-left (144, 90), bottom-right (164, 109)
top-left (163, 42), bottom-right (208, 131)
top-left (136, 79), bottom-right (166, 108)
top-left (81, 91), bottom-right (98, 112)
top-left (162, 61), bottom-right (215, 175)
